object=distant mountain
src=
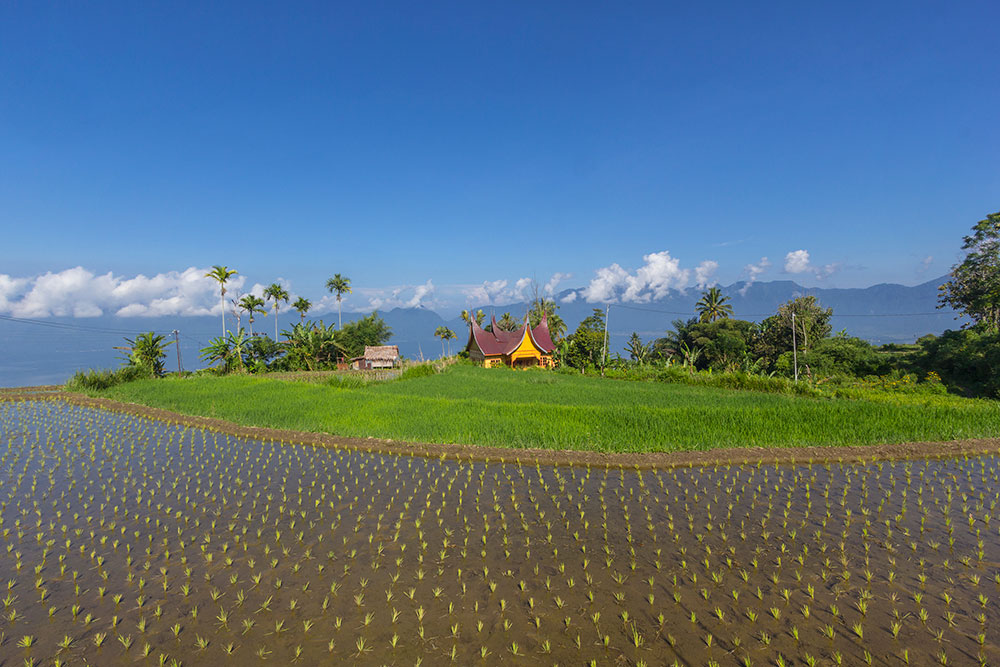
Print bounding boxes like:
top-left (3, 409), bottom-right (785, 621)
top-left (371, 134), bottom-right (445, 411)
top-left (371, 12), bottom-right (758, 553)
top-left (440, 275), bottom-right (964, 350)
top-left (0, 276), bottom-right (966, 387)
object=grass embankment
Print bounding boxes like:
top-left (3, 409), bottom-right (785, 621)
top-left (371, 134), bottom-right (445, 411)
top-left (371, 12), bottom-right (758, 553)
top-left (88, 365), bottom-right (1000, 454)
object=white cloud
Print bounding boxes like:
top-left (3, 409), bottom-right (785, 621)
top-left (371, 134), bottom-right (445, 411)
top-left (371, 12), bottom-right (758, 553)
top-left (694, 260), bottom-right (719, 289)
top-left (365, 280), bottom-right (436, 311)
top-left (0, 275), bottom-right (30, 313)
top-left (561, 291), bottom-right (578, 303)
top-left (784, 250), bottom-right (812, 274)
top-left (544, 272), bottom-right (572, 295)
top-left (783, 250), bottom-right (838, 281)
top-left (739, 257), bottom-right (770, 295)
top-left (582, 251), bottom-right (691, 303)
top-left (0, 266), bottom-right (243, 318)
top-left (581, 263), bottom-right (629, 302)
top-left (463, 277), bottom-right (533, 305)
top-left (406, 280), bottom-right (435, 308)
top-left (917, 255), bottom-right (934, 275)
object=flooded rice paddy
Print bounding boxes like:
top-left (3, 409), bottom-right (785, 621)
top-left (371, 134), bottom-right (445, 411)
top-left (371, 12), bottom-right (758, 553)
top-left (1, 400), bottom-right (998, 666)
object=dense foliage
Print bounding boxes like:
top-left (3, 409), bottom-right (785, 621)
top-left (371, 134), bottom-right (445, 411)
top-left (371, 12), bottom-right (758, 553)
top-left (196, 312), bottom-right (393, 374)
top-left (557, 212), bottom-right (1000, 398)
top-left (938, 210), bottom-right (1000, 330)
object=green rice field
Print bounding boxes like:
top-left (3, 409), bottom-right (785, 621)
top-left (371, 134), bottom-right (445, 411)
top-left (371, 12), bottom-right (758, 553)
top-left (1, 399), bottom-right (999, 666)
top-left (91, 365), bottom-right (1000, 453)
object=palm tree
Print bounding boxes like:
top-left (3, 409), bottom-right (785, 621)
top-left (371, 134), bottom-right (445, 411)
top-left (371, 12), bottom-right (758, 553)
top-left (529, 298), bottom-right (567, 341)
top-left (460, 309), bottom-right (486, 326)
top-left (120, 332), bottom-right (173, 377)
top-left (205, 265), bottom-right (238, 336)
top-left (292, 297), bottom-right (312, 322)
top-left (696, 287), bottom-right (734, 323)
top-left (325, 274), bottom-right (352, 329)
top-left (434, 326), bottom-right (456, 358)
top-left (625, 332), bottom-right (651, 364)
top-left (496, 312), bottom-right (519, 331)
top-left (200, 328), bottom-right (249, 373)
top-left (263, 283), bottom-right (290, 340)
top-left (238, 295), bottom-right (267, 336)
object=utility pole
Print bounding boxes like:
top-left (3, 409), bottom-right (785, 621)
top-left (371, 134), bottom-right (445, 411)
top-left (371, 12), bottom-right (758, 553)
top-left (173, 330), bottom-right (183, 373)
top-left (600, 304), bottom-right (610, 376)
top-left (791, 312), bottom-right (798, 382)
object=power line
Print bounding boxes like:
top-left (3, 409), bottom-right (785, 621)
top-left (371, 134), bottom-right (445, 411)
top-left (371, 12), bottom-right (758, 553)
top-left (0, 314), bottom-right (226, 339)
top-left (0, 314), bottom-right (169, 335)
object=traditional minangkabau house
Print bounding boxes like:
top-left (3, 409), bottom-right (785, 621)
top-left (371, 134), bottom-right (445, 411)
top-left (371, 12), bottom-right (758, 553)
top-left (466, 313), bottom-right (556, 368)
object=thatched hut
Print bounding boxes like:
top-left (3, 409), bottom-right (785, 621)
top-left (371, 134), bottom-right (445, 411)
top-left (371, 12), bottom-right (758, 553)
top-left (350, 345), bottom-right (400, 370)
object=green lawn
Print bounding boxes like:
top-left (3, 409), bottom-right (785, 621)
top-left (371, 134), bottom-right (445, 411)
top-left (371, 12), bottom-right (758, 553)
top-left (94, 365), bottom-right (1000, 453)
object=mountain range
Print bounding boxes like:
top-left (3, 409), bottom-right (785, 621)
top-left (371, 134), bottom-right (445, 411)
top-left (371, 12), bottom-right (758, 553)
top-left (0, 276), bottom-right (964, 387)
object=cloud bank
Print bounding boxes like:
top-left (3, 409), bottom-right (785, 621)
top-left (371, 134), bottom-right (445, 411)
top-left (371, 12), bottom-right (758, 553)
top-left (579, 251), bottom-right (702, 303)
top-left (0, 267), bottom-right (239, 318)
top-left (783, 249), bottom-right (838, 279)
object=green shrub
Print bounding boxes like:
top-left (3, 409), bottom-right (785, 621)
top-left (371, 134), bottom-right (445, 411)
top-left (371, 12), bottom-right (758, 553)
top-left (400, 364), bottom-right (437, 380)
top-left (66, 365), bottom-right (150, 391)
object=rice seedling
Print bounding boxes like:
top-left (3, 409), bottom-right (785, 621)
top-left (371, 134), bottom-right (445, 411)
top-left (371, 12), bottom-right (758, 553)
top-left (2, 400), bottom-right (998, 664)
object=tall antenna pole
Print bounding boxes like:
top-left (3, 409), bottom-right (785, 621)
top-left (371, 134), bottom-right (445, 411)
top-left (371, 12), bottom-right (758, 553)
top-left (173, 329), bottom-right (183, 373)
top-left (791, 312), bottom-right (798, 382)
top-left (601, 304), bottom-right (610, 376)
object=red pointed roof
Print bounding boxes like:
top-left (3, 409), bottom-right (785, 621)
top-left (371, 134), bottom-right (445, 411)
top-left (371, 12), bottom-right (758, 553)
top-left (467, 312), bottom-right (555, 356)
top-left (531, 311), bottom-right (556, 351)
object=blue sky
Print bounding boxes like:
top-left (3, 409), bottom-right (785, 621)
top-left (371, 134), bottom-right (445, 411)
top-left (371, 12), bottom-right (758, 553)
top-left (1, 1), bottom-right (998, 317)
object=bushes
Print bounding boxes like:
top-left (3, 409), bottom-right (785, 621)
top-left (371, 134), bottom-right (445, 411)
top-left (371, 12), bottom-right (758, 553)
top-left (400, 363), bottom-right (437, 380)
top-left (596, 364), bottom-right (824, 397)
top-left (66, 365), bottom-right (151, 391)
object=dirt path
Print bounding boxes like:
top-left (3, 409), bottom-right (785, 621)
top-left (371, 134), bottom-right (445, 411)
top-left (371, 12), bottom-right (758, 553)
top-left (4, 389), bottom-right (999, 469)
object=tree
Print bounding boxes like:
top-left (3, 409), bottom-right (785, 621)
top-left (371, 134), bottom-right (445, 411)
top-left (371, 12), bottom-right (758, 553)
top-left (939, 211), bottom-right (1000, 331)
top-left (238, 295), bottom-right (267, 336)
top-left (652, 318), bottom-right (699, 362)
top-left (696, 287), bottom-right (734, 323)
top-left (564, 308), bottom-right (606, 369)
top-left (754, 296), bottom-right (833, 370)
top-left (263, 283), bottom-right (290, 341)
top-left (200, 328), bottom-right (249, 374)
top-left (204, 265), bottom-right (238, 336)
top-left (915, 327), bottom-right (1000, 398)
top-left (119, 332), bottom-right (173, 377)
top-left (625, 332), bottom-right (651, 364)
top-left (229, 290), bottom-right (243, 332)
top-left (292, 297), bottom-right (312, 322)
top-left (461, 309), bottom-right (486, 326)
top-left (435, 326), bottom-right (456, 357)
top-left (281, 320), bottom-right (343, 371)
top-left (528, 298), bottom-right (567, 342)
top-left (337, 312), bottom-right (392, 358)
top-left (496, 312), bottom-right (519, 331)
top-left (326, 274), bottom-right (352, 329)
top-left (656, 317), bottom-right (759, 371)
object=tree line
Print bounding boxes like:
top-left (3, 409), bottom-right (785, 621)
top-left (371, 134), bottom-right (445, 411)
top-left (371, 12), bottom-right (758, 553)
top-left (557, 212), bottom-right (1000, 398)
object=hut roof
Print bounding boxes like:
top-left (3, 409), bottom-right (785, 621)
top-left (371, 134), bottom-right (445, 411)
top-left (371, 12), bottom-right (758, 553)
top-left (363, 345), bottom-right (400, 361)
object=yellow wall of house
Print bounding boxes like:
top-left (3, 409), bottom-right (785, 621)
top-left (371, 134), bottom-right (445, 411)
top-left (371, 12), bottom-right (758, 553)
top-left (508, 332), bottom-right (543, 362)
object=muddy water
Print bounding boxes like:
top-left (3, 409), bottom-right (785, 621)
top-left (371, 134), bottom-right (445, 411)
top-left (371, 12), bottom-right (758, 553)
top-left (0, 400), bottom-right (997, 666)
